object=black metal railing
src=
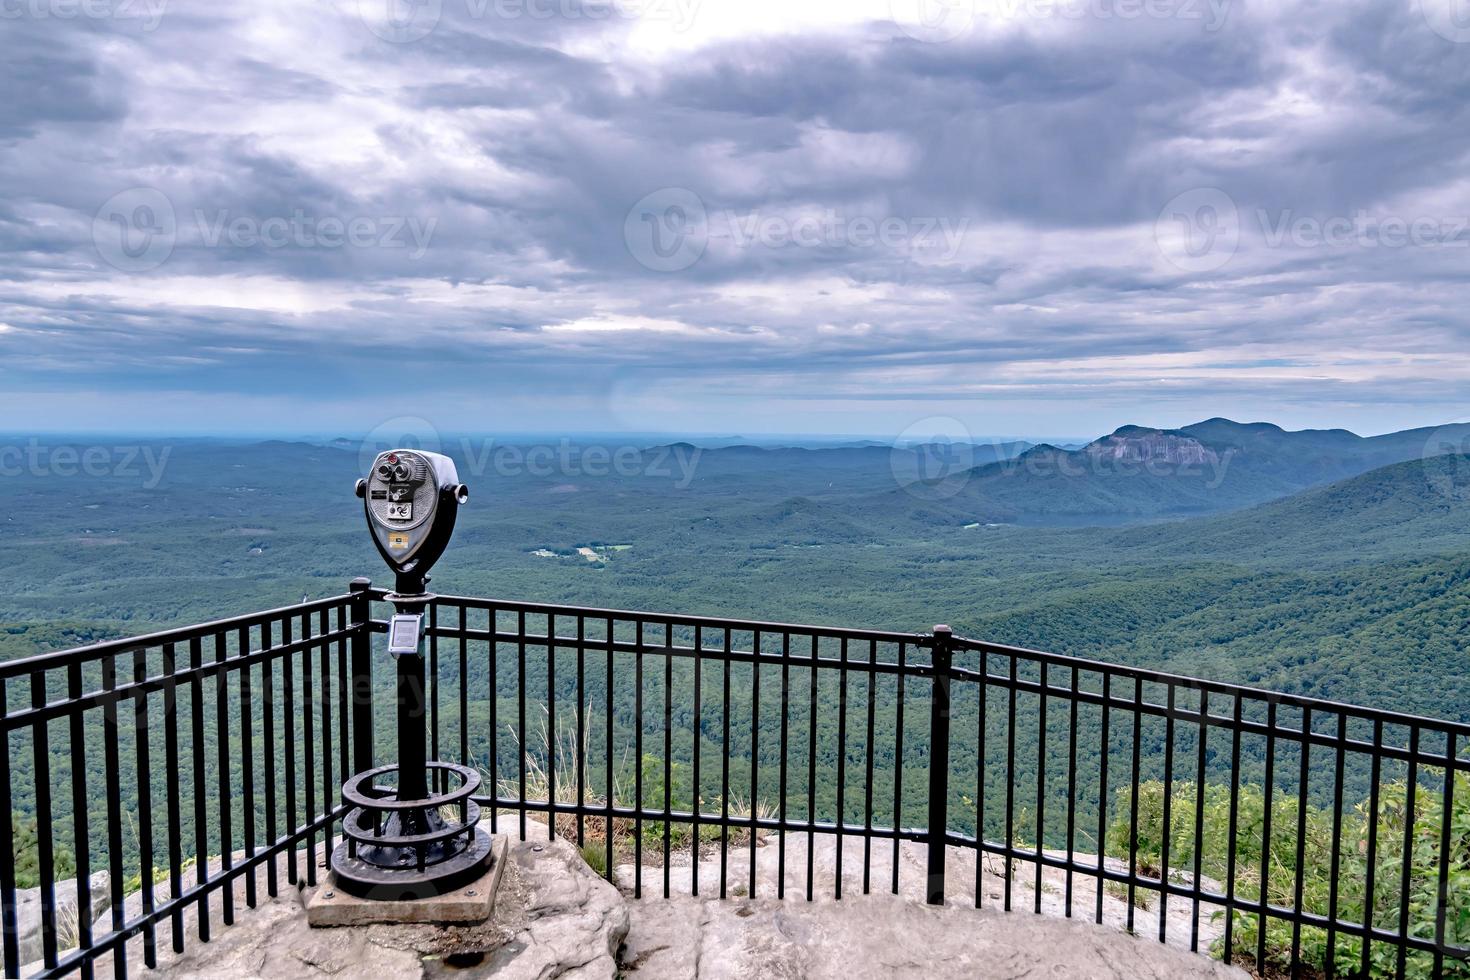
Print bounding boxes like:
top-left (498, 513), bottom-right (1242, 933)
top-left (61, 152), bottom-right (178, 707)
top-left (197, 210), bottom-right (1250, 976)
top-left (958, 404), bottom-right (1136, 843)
top-left (0, 588), bottom-right (370, 979)
top-left (3, 581), bottom-right (1468, 978)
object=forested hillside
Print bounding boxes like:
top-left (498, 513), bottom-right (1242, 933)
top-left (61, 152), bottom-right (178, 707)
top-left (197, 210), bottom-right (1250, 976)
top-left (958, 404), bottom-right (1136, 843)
top-left (3, 426), bottom-right (1467, 720)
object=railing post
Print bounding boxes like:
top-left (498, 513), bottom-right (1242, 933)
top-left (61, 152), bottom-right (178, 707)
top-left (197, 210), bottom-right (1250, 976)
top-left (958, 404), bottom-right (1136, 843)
top-left (926, 625), bottom-right (953, 905)
top-left (349, 577), bottom-right (375, 776)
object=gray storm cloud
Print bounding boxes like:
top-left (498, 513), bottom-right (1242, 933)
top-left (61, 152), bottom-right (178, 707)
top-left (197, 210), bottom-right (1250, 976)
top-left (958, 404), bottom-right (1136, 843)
top-left (0, 0), bottom-right (1467, 435)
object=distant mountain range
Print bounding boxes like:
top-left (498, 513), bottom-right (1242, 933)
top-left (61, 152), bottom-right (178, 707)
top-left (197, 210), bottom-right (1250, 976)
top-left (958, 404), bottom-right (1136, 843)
top-left (904, 418), bottom-right (1470, 525)
top-left (658, 417), bottom-right (1470, 527)
top-left (61, 417), bottom-right (1470, 536)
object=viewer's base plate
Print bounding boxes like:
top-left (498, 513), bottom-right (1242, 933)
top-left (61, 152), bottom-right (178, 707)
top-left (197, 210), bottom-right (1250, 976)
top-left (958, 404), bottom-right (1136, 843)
top-left (307, 833), bottom-right (506, 928)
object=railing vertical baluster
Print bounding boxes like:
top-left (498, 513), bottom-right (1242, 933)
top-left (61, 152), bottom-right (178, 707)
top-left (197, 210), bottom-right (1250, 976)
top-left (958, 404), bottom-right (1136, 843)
top-left (926, 626), bottom-right (952, 906)
top-left (460, 605), bottom-right (469, 779)
top-left (634, 619), bottom-right (643, 896)
top-left (1290, 707), bottom-right (1312, 972)
top-left (575, 614), bottom-right (586, 851)
top-left (101, 659), bottom-right (127, 980)
top-left (836, 637), bottom-right (848, 901)
top-left (319, 608), bottom-right (333, 879)
top-left (604, 616), bottom-right (614, 883)
top-left (691, 625), bottom-right (702, 897)
top-left (548, 612), bottom-right (557, 841)
top-left (1004, 655), bottom-right (1017, 913)
top-left (1190, 690), bottom-right (1209, 953)
top-left (1064, 665), bottom-right (1078, 919)
top-left (262, 621), bottom-right (278, 899)
top-left (187, 637), bottom-right (209, 941)
top-left (31, 668), bottom-right (58, 971)
top-left (302, 614), bottom-right (317, 887)
top-left (214, 633), bottom-right (234, 927)
top-left (1035, 661), bottom-right (1047, 915)
top-left (349, 579), bottom-right (374, 780)
top-left (518, 609), bottom-right (527, 842)
top-left (661, 620), bottom-right (673, 899)
top-left (133, 649), bottom-right (157, 968)
top-left (777, 631), bottom-right (789, 900)
top-left (162, 642), bottom-right (184, 954)
top-left (1433, 732), bottom-right (1457, 978)
top-left (430, 603), bottom-right (440, 791)
top-left (1257, 702), bottom-right (1277, 971)
top-left (282, 616), bottom-right (297, 886)
top-left (1159, 683), bottom-right (1175, 942)
top-left (749, 630), bottom-right (760, 900)
top-left (66, 661), bottom-right (94, 979)
top-left (238, 626), bottom-right (257, 910)
top-left (805, 634), bottom-right (817, 903)
top-left (337, 604), bottom-right (350, 827)
top-left (892, 641), bottom-right (906, 897)
top-left (1094, 670), bottom-right (1111, 927)
top-left (0, 677), bottom-right (19, 978)
top-left (490, 605), bottom-right (499, 835)
top-left (1126, 676), bottom-right (1142, 933)
top-left (863, 639), bottom-right (875, 896)
top-left (1223, 695), bottom-right (1242, 964)
top-left (977, 649), bottom-right (988, 910)
top-left (720, 627), bottom-right (731, 899)
top-left (1396, 724), bottom-right (1420, 980)
top-left (1362, 718), bottom-right (1383, 977)
top-left (1325, 713), bottom-right (1347, 978)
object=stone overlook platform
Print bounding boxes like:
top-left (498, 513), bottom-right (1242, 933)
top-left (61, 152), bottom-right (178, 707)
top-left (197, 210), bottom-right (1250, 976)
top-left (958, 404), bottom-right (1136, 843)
top-left (64, 819), bottom-right (1248, 979)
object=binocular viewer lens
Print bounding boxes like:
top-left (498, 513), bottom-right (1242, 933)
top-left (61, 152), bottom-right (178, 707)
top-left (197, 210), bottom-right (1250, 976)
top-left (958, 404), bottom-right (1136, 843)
top-left (359, 448), bottom-right (467, 596)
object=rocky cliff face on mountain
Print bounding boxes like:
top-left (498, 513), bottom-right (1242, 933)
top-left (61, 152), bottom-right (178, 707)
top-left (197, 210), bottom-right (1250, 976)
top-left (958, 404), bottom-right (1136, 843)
top-left (1082, 426), bottom-right (1223, 466)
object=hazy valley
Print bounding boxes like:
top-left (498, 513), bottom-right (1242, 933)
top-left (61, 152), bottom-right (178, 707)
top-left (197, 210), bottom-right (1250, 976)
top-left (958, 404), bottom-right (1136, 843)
top-left (5, 417), bottom-right (1468, 722)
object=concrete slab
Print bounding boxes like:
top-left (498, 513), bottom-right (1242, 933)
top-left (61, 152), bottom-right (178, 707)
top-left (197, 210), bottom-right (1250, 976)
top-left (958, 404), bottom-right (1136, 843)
top-left (306, 834), bottom-right (508, 927)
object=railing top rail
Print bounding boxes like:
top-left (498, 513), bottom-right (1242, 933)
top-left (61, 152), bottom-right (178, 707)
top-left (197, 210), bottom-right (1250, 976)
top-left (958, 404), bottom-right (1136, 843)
top-left (0, 592), bottom-right (356, 680)
top-left (9, 582), bottom-right (1465, 739)
top-left (413, 589), bottom-right (934, 647)
top-left (417, 588), bottom-right (1470, 738)
top-left (951, 634), bottom-right (1470, 739)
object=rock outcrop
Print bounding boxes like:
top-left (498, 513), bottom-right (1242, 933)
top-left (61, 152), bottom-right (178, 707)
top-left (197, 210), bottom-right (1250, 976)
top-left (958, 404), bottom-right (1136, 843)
top-left (619, 893), bottom-right (1248, 979)
top-left (15, 871), bottom-right (110, 969)
top-left (76, 825), bottom-right (627, 979)
top-left (614, 829), bottom-right (1247, 979)
top-left (1084, 426), bottom-right (1221, 466)
top-left (58, 824), bottom-right (1246, 979)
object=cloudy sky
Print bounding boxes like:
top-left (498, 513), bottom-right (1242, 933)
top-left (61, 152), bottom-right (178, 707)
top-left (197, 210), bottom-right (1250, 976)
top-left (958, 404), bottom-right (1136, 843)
top-left (3, 0), bottom-right (1469, 440)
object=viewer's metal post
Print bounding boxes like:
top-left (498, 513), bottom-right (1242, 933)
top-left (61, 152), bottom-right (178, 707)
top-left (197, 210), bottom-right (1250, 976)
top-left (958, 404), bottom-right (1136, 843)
top-left (394, 598), bottom-right (429, 802)
top-left (926, 625), bottom-right (953, 905)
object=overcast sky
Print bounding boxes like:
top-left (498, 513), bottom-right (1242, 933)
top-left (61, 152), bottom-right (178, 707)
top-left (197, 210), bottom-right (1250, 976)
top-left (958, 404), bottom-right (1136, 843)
top-left (3, 0), bottom-right (1469, 440)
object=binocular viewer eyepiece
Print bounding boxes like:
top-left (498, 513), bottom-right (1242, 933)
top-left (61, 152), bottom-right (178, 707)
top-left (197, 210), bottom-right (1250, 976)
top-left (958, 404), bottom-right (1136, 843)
top-left (354, 448), bottom-right (468, 596)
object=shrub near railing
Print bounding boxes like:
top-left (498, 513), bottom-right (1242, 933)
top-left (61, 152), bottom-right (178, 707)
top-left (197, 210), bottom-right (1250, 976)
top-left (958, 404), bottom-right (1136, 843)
top-left (1112, 776), bottom-right (1470, 978)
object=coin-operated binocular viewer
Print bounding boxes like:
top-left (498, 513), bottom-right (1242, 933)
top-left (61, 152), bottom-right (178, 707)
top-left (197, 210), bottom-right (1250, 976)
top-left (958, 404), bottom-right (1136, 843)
top-left (330, 449), bottom-right (492, 900)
